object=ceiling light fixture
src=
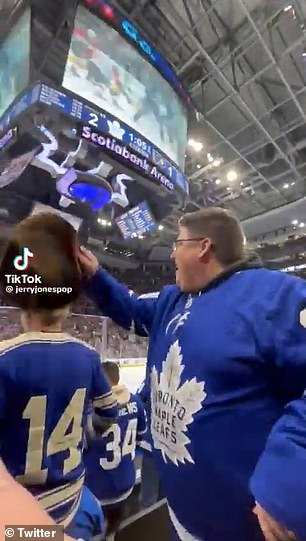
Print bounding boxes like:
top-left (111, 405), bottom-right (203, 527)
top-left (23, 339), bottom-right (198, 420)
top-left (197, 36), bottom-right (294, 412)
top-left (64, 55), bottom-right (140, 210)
top-left (292, 219), bottom-right (298, 225)
top-left (188, 138), bottom-right (203, 152)
top-left (227, 170), bottom-right (237, 182)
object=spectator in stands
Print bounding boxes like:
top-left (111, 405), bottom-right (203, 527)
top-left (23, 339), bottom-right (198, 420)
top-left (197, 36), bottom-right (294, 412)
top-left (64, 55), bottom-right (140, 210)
top-left (85, 361), bottom-right (147, 539)
top-left (79, 206), bottom-right (306, 541)
top-left (0, 213), bottom-right (117, 540)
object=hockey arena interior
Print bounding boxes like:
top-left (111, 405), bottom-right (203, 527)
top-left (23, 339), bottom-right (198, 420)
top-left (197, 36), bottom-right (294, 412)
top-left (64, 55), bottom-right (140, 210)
top-left (0, 0), bottom-right (306, 540)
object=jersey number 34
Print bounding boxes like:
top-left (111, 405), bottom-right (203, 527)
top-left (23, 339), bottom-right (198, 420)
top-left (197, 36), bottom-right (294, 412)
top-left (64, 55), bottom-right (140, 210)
top-left (100, 419), bottom-right (138, 471)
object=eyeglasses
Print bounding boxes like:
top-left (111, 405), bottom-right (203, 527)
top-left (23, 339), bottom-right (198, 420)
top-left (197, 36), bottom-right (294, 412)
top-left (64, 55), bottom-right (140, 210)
top-left (172, 238), bottom-right (204, 251)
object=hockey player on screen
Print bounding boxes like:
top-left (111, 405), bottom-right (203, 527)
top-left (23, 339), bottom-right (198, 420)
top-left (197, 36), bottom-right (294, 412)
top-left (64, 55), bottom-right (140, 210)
top-left (0, 213), bottom-right (118, 540)
top-left (68, 27), bottom-right (109, 97)
top-left (109, 65), bottom-right (133, 109)
top-left (78, 206), bottom-right (306, 541)
top-left (84, 361), bottom-right (147, 538)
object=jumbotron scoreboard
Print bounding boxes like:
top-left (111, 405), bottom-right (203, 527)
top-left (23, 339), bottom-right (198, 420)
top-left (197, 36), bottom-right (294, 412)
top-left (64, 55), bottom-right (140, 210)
top-left (0, 0), bottom-right (192, 240)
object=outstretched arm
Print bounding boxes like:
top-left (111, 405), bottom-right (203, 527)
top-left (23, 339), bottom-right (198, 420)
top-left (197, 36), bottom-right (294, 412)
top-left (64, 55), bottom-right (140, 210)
top-left (79, 246), bottom-right (159, 336)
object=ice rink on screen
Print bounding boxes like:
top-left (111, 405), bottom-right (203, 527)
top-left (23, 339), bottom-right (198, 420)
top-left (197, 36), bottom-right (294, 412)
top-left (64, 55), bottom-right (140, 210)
top-left (62, 6), bottom-right (187, 167)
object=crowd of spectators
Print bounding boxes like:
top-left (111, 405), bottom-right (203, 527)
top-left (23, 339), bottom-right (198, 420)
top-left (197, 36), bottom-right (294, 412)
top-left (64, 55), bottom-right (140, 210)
top-left (0, 264), bottom-right (172, 359)
top-left (0, 306), bottom-right (148, 359)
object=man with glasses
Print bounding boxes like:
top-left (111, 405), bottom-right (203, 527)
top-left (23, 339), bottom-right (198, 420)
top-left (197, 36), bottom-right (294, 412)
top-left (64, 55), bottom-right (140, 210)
top-left (79, 207), bottom-right (306, 541)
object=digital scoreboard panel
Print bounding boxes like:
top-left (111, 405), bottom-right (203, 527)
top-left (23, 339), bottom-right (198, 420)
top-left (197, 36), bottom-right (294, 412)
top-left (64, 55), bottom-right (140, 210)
top-left (116, 201), bottom-right (157, 240)
top-left (62, 5), bottom-right (188, 170)
top-left (0, 83), bottom-right (189, 196)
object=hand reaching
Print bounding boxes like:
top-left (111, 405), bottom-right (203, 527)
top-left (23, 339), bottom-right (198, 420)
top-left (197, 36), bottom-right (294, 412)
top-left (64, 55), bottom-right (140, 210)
top-left (253, 504), bottom-right (297, 541)
top-left (78, 246), bottom-right (99, 277)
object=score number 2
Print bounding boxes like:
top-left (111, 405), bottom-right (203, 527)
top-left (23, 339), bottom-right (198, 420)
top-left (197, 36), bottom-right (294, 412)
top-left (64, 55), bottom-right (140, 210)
top-left (88, 112), bottom-right (99, 128)
top-left (17, 388), bottom-right (86, 484)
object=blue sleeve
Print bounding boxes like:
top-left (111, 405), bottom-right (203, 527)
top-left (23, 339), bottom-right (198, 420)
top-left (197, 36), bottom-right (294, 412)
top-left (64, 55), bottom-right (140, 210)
top-left (250, 276), bottom-right (306, 538)
top-left (85, 268), bottom-right (158, 336)
top-left (90, 353), bottom-right (118, 419)
top-left (67, 486), bottom-right (104, 540)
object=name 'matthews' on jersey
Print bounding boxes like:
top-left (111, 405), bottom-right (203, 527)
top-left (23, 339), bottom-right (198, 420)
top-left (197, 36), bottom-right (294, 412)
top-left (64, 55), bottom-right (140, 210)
top-left (85, 389), bottom-right (146, 505)
top-left (0, 332), bottom-right (118, 527)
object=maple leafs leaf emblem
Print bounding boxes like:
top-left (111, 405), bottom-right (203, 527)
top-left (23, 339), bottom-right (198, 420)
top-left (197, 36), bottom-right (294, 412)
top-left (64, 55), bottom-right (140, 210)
top-left (151, 340), bottom-right (206, 466)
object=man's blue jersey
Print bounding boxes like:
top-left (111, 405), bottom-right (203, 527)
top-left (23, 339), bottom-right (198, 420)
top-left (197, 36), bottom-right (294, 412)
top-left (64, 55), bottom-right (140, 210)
top-left (0, 332), bottom-right (118, 527)
top-left (136, 379), bottom-right (153, 453)
top-left (85, 385), bottom-right (147, 505)
top-left (87, 265), bottom-right (306, 541)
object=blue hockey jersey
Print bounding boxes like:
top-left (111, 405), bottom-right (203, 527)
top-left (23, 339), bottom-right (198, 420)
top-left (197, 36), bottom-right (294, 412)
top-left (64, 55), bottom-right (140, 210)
top-left (0, 332), bottom-right (118, 528)
top-left (85, 384), bottom-right (147, 505)
top-left (136, 379), bottom-right (153, 453)
top-left (86, 265), bottom-right (306, 541)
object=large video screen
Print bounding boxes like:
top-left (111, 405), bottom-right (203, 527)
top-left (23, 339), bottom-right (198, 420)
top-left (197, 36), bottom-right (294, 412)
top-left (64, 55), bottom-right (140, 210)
top-left (0, 10), bottom-right (31, 118)
top-left (62, 6), bottom-right (187, 169)
top-left (116, 201), bottom-right (157, 240)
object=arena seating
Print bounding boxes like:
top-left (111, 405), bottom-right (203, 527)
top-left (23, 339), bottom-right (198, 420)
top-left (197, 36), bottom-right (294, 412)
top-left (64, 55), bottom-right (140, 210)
top-left (0, 305), bottom-right (148, 359)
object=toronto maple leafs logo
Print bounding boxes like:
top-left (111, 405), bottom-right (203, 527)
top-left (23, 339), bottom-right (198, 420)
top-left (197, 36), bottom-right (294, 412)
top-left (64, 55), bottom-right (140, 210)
top-left (151, 341), bottom-right (206, 466)
top-left (107, 120), bottom-right (125, 140)
top-left (166, 312), bottom-right (190, 335)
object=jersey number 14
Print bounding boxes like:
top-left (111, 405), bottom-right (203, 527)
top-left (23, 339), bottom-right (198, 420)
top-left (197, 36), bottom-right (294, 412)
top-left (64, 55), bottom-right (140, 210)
top-left (17, 388), bottom-right (86, 484)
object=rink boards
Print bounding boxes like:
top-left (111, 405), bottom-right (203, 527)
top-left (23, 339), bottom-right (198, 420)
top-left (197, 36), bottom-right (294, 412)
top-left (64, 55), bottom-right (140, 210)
top-left (106, 358), bottom-right (146, 393)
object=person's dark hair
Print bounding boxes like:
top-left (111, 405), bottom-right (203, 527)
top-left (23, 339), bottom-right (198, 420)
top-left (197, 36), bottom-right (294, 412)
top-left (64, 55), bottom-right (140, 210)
top-left (0, 213), bottom-right (82, 314)
top-left (103, 362), bottom-right (120, 386)
top-left (179, 207), bottom-right (245, 265)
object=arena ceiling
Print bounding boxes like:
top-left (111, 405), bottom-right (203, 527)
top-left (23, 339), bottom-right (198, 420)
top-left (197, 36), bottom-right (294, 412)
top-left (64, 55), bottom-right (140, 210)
top-left (114, 0), bottom-right (306, 227)
top-left (1, 0), bottom-right (306, 271)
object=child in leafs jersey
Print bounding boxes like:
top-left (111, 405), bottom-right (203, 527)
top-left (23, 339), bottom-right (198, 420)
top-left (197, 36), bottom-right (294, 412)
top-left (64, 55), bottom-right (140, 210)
top-left (0, 213), bottom-right (117, 539)
top-left (85, 361), bottom-right (146, 537)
